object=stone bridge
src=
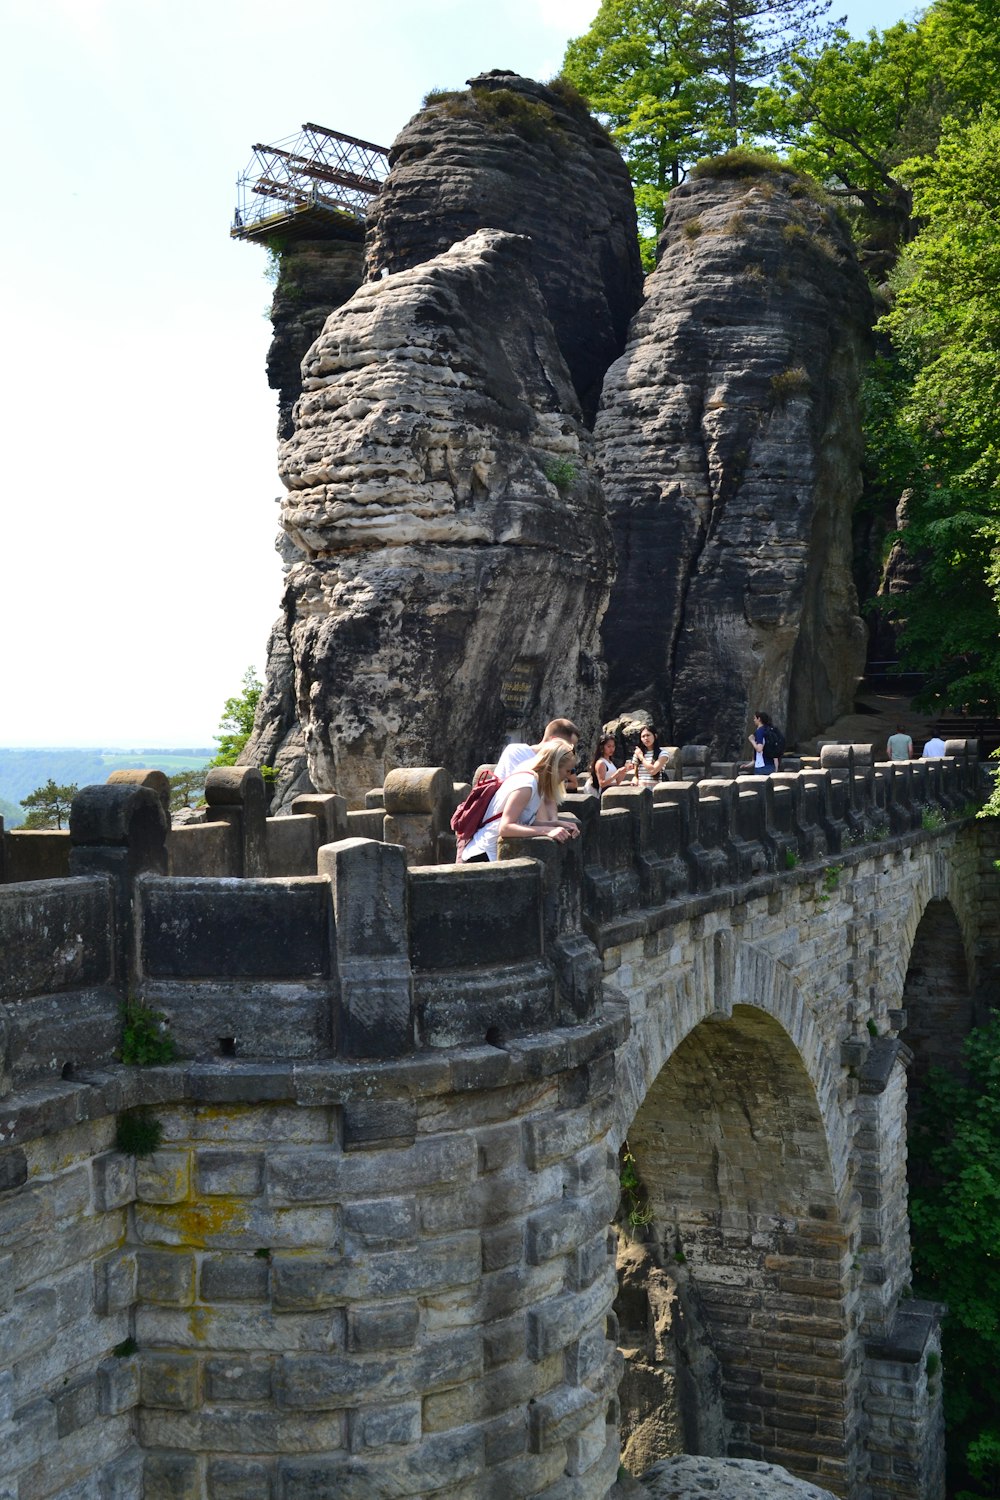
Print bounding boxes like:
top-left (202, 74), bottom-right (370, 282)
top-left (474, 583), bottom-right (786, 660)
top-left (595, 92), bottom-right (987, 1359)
top-left (0, 747), bottom-right (997, 1500)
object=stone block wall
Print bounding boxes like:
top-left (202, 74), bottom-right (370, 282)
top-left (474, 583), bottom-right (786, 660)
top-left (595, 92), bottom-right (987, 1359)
top-left (0, 1010), bottom-right (627, 1500)
top-left (0, 748), bottom-right (996, 1498)
top-left (0, 1105), bottom-right (142, 1499)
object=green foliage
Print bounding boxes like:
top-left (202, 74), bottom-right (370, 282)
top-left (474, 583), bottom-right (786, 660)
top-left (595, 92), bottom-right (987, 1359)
top-left (424, 85), bottom-right (570, 148)
top-left (619, 1143), bottom-right (653, 1231)
top-left (120, 1000), bottom-right (177, 1067)
top-left (542, 456), bottom-right (578, 492)
top-left (979, 751), bottom-right (1000, 821)
top-left (784, 846), bottom-right (799, 868)
top-left (764, 21), bottom-right (939, 246)
top-left (562, 0), bottom-right (730, 241)
top-left (168, 768), bottom-right (208, 812)
top-left (114, 1109), bottom-right (164, 1158)
top-left (921, 807), bottom-right (947, 830)
top-left (211, 667), bottom-right (264, 768)
top-left (909, 1014), bottom-right (1000, 1495)
top-left (864, 109), bottom-right (1000, 713)
top-left (691, 144), bottom-right (787, 178)
top-left (20, 779), bottom-right (78, 830)
top-left (866, 1018), bottom-right (879, 1037)
top-left (112, 1336), bottom-right (138, 1358)
top-left (822, 862), bottom-right (843, 894)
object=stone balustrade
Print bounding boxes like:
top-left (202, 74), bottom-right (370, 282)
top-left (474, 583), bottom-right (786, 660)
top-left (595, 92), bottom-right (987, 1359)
top-left (0, 744), bottom-right (985, 1096)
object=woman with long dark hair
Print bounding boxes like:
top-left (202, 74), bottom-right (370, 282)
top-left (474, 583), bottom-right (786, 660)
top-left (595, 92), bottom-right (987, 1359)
top-left (590, 733), bottom-right (631, 794)
top-left (632, 725), bottom-right (669, 787)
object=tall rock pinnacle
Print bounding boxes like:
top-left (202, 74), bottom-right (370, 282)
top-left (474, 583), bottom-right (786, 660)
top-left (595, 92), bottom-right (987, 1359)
top-left (247, 229), bottom-right (613, 807)
top-left (597, 162), bottom-right (873, 753)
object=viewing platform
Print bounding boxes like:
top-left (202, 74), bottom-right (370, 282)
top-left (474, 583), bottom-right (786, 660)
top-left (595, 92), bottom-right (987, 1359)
top-left (230, 122), bottom-right (390, 244)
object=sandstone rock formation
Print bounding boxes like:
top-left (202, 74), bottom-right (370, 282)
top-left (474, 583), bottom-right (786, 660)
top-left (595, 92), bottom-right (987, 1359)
top-left (248, 227), bottom-right (612, 807)
top-left (597, 164), bottom-right (872, 755)
top-left (266, 231), bottom-right (365, 441)
top-left (364, 70), bottom-right (644, 424)
top-left (640, 1456), bottom-right (837, 1500)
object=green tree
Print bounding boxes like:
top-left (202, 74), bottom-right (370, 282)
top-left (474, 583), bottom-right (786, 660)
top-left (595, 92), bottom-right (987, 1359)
top-left (562, 0), bottom-right (728, 253)
top-left (768, 0), bottom-right (1000, 266)
top-left (909, 1015), bottom-right (1000, 1496)
top-left (705, 0), bottom-right (841, 144)
top-left (563, 0), bottom-right (841, 263)
top-left (765, 21), bottom-right (939, 259)
top-left (210, 667), bottom-right (264, 768)
top-left (20, 779), bottom-right (78, 830)
top-left (168, 768), bottom-right (209, 812)
top-left (870, 110), bottom-right (1000, 711)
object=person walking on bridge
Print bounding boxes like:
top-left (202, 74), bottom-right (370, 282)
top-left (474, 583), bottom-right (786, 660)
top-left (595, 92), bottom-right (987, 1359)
top-left (748, 711), bottom-right (782, 774)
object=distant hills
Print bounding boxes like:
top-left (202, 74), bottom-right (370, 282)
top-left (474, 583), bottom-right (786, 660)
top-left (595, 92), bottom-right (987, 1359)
top-left (0, 748), bottom-right (214, 827)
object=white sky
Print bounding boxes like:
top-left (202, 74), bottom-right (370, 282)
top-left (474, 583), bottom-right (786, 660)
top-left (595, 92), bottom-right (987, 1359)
top-left (0, 0), bottom-right (918, 748)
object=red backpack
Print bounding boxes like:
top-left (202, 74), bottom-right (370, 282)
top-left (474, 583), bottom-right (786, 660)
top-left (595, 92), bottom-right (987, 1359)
top-left (451, 771), bottom-right (505, 858)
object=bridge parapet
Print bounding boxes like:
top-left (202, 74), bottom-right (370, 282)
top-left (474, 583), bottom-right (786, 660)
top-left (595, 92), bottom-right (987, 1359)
top-left (0, 744), bottom-right (987, 1095)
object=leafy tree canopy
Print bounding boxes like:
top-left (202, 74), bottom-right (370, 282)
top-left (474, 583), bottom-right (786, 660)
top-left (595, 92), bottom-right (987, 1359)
top-left (169, 768), bottom-right (209, 812)
top-left (562, 0), bottom-right (840, 260)
top-left (868, 110), bottom-right (1000, 711)
top-left (211, 667), bottom-right (264, 768)
top-left (20, 779), bottom-right (78, 830)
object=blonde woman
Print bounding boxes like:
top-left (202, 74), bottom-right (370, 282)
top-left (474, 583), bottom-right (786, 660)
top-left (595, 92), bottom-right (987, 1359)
top-left (461, 740), bottom-right (580, 863)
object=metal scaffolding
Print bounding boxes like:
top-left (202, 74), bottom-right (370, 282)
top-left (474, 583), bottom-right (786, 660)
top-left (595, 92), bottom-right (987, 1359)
top-left (231, 123), bottom-right (390, 242)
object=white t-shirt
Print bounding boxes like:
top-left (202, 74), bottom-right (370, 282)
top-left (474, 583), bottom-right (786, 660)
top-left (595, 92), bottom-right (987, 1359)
top-left (460, 771), bottom-right (540, 862)
top-left (634, 747), bottom-right (668, 787)
top-left (922, 736), bottom-right (947, 758)
top-left (494, 742), bottom-right (535, 779)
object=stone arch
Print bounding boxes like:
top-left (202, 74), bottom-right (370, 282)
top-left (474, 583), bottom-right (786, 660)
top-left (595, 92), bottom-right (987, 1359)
top-left (900, 897), bottom-right (974, 1110)
top-left (611, 937), bottom-right (862, 1495)
top-left (882, 843), bottom-right (977, 1022)
top-left (612, 931), bottom-right (851, 1193)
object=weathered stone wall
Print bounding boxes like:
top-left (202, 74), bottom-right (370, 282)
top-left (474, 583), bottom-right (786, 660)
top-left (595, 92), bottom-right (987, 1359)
top-left (0, 1107), bottom-right (143, 1499)
top-left (0, 1023), bottom-right (623, 1499)
top-left (1, 758), bottom-right (995, 1498)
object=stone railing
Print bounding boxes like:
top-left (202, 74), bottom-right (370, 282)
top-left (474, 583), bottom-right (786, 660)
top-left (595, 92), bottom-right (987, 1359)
top-left (0, 742), bottom-right (985, 1097)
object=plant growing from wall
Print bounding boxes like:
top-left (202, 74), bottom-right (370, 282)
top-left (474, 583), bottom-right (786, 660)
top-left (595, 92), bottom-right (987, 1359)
top-left (619, 1143), bottom-right (654, 1233)
top-left (120, 1000), bottom-right (177, 1067)
top-left (542, 456), bottom-right (578, 492)
top-left (114, 1109), bottom-right (164, 1158)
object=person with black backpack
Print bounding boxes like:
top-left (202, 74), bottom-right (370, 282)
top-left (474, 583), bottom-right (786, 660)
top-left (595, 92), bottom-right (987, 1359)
top-left (748, 711), bottom-right (784, 774)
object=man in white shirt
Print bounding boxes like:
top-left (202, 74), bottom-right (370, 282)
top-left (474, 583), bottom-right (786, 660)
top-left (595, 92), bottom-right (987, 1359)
top-left (922, 735), bottom-right (947, 758)
top-left (494, 718), bottom-right (580, 781)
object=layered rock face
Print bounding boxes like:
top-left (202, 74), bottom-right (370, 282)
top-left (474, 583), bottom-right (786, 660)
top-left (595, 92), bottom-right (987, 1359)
top-left (598, 167), bottom-right (872, 755)
top-left (266, 232), bottom-right (365, 440)
top-left (250, 228), bottom-right (612, 807)
top-left (364, 70), bottom-right (643, 424)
